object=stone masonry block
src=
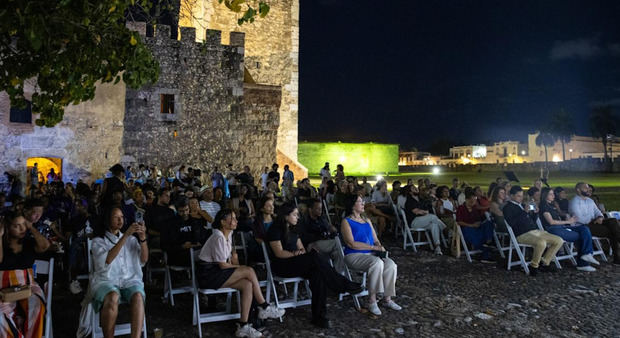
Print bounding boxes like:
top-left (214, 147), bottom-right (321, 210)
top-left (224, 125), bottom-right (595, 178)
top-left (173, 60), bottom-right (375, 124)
top-left (156, 25), bottom-right (172, 40)
top-left (206, 29), bottom-right (222, 45)
top-left (229, 32), bottom-right (245, 47)
top-left (180, 26), bottom-right (196, 42)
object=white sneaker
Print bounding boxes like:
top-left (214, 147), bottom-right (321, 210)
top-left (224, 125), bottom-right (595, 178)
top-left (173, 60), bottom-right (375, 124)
top-left (576, 265), bottom-right (597, 272)
top-left (580, 254), bottom-right (600, 265)
top-left (235, 323), bottom-right (262, 338)
top-left (434, 246), bottom-right (443, 255)
top-left (69, 280), bottom-right (83, 294)
top-left (368, 301), bottom-right (382, 316)
top-left (258, 303), bottom-right (285, 319)
top-left (383, 299), bottom-right (402, 311)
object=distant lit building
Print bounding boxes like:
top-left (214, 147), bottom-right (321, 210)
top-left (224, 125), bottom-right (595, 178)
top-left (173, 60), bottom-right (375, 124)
top-left (399, 151), bottom-right (440, 166)
top-left (527, 133), bottom-right (620, 162)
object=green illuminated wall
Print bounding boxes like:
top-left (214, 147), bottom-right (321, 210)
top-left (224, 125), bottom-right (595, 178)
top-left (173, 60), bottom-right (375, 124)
top-left (298, 142), bottom-right (399, 176)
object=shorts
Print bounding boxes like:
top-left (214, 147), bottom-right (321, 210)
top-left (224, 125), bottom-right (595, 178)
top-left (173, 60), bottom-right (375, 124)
top-left (92, 283), bottom-right (145, 313)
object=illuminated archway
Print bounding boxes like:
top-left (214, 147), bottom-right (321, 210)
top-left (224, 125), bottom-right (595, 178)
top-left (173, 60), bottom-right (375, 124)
top-left (26, 157), bottom-right (62, 184)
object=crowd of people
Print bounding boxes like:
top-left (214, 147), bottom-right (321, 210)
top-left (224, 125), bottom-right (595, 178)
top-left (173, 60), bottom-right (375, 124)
top-left (0, 160), bottom-right (619, 337)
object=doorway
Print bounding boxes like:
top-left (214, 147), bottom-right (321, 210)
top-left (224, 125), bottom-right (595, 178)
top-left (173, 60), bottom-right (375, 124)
top-left (26, 157), bottom-right (62, 185)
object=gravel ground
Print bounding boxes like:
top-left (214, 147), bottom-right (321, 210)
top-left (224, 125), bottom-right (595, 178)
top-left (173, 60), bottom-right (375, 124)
top-left (54, 238), bottom-right (620, 337)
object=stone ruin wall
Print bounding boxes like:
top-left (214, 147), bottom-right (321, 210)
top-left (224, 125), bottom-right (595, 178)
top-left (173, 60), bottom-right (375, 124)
top-left (180, 0), bottom-right (300, 162)
top-left (122, 24), bottom-right (280, 180)
top-left (0, 80), bottom-right (126, 183)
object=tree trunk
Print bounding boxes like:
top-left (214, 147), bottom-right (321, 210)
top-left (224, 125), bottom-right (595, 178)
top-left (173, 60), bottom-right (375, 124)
top-left (602, 138), bottom-right (610, 171)
top-left (561, 139), bottom-right (566, 162)
top-left (544, 145), bottom-right (549, 170)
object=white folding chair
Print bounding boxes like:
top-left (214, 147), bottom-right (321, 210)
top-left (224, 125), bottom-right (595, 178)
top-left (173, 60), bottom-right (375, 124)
top-left (399, 208), bottom-right (433, 252)
top-left (592, 236), bottom-right (611, 261)
top-left (606, 211), bottom-right (620, 220)
top-left (535, 218), bottom-right (576, 266)
top-left (145, 247), bottom-right (166, 284)
top-left (35, 258), bottom-right (54, 338)
top-left (260, 243), bottom-right (311, 316)
top-left (334, 239), bottom-right (368, 310)
top-left (392, 203), bottom-right (404, 240)
top-left (189, 248), bottom-right (241, 338)
top-left (504, 221), bottom-right (532, 275)
top-left (456, 225), bottom-right (482, 263)
top-left (163, 251), bottom-right (193, 306)
top-left (87, 239), bottom-right (148, 338)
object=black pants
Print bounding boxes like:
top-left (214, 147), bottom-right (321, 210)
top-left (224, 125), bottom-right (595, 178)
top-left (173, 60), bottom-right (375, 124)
top-left (271, 251), bottom-right (351, 319)
top-left (588, 218), bottom-right (620, 259)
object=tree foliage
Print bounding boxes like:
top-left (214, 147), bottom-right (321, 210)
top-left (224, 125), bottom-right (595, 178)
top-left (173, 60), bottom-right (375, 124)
top-left (0, 0), bottom-right (269, 127)
top-left (589, 105), bottom-right (618, 166)
top-left (535, 130), bottom-right (555, 169)
top-left (548, 109), bottom-right (575, 161)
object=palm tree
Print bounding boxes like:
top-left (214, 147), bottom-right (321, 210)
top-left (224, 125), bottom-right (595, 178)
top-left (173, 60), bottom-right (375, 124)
top-left (589, 105), bottom-right (618, 168)
top-left (535, 130), bottom-right (556, 170)
top-left (548, 109), bottom-right (575, 161)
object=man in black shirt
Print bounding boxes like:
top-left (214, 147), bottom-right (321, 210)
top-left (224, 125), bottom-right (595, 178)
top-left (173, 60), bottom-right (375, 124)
top-left (161, 198), bottom-right (202, 266)
top-left (144, 188), bottom-right (175, 249)
top-left (299, 199), bottom-right (345, 274)
top-left (503, 186), bottom-right (563, 276)
top-left (267, 163), bottom-right (280, 186)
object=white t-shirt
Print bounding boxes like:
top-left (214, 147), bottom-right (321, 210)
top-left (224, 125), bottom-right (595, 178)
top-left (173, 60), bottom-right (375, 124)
top-left (199, 229), bottom-right (232, 263)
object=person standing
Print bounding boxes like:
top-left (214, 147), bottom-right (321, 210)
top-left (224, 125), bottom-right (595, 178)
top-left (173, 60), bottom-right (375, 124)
top-left (29, 163), bottom-right (39, 196)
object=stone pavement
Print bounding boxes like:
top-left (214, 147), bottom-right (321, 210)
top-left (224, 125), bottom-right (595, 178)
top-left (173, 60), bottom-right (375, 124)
top-left (54, 238), bottom-right (620, 337)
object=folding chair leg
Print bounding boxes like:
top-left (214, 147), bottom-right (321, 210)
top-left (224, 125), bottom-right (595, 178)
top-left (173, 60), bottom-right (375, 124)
top-left (493, 232), bottom-right (505, 258)
top-left (515, 246), bottom-right (530, 275)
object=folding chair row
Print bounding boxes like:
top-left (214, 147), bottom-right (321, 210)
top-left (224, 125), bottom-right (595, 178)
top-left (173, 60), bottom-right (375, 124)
top-left (333, 239), bottom-right (368, 311)
top-left (503, 220), bottom-right (561, 276)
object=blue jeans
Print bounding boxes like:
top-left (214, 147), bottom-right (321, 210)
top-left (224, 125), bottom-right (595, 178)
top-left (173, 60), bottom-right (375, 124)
top-left (547, 225), bottom-right (593, 266)
top-left (461, 221), bottom-right (494, 259)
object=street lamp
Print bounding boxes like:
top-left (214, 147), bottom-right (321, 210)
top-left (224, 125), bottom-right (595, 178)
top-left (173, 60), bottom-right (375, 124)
top-left (607, 134), bottom-right (614, 163)
top-left (569, 148), bottom-right (573, 160)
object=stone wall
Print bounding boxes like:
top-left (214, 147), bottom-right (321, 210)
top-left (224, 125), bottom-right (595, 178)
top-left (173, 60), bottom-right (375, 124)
top-left (122, 24), bottom-right (281, 179)
top-left (0, 80), bottom-right (126, 183)
top-left (180, 0), bottom-right (300, 162)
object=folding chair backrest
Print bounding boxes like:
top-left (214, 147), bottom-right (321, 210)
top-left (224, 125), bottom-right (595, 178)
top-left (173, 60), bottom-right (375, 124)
top-left (504, 220), bottom-right (519, 244)
top-left (260, 242), bottom-right (274, 278)
top-left (484, 211), bottom-right (492, 222)
top-left (322, 199), bottom-right (332, 226)
top-left (189, 248), bottom-right (198, 290)
top-left (87, 237), bottom-right (93, 273)
top-left (608, 211), bottom-right (620, 220)
top-left (535, 217), bottom-right (544, 231)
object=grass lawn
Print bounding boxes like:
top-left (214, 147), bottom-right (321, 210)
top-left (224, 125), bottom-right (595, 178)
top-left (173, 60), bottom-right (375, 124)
top-left (309, 170), bottom-right (620, 211)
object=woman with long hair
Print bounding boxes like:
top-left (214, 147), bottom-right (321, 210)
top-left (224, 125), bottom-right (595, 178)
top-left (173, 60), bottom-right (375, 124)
top-left (266, 203), bottom-right (361, 329)
top-left (198, 208), bottom-right (284, 337)
top-left (0, 211), bottom-right (50, 337)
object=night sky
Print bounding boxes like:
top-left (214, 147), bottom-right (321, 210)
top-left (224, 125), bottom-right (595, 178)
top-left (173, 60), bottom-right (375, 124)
top-left (298, 0), bottom-right (620, 152)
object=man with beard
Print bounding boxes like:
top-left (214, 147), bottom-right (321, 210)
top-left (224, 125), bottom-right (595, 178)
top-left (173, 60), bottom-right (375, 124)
top-left (569, 182), bottom-right (620, 264)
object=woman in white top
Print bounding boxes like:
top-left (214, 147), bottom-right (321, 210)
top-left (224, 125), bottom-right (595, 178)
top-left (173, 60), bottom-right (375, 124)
top-left (434, 186), bottom-right (457, 234)
top-left (90, 207), bottom-right (148, 338)
top-left (198, 209), bottom-right (284, 338)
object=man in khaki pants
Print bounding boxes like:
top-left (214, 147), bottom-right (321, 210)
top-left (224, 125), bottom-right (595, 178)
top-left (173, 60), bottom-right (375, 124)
top-left (503, 186), bottom-right (563, 276)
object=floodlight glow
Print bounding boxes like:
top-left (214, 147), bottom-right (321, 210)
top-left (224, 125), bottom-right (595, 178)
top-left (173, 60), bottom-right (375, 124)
top-left (552, 155), bottom-right (561, 162)
top-left (521, 150), bottom-right (526, 155)
top-left (376, 175), bottom-right (384, 181)
top-left (432, 167), bottom-right (440, 175)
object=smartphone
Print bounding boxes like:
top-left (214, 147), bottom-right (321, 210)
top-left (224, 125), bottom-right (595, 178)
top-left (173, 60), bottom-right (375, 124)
top-left (528, 204), bottom-right (536, 211)
top-left (135, 210), bottom-right (144, 224)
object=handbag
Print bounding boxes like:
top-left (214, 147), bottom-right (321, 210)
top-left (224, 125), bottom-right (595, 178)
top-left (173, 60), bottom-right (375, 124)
top-left (0, 285), bottom-right (32, 302)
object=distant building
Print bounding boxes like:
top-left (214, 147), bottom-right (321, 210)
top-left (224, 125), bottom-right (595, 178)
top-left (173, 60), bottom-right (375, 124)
top-left (399, 151), bottom-right (440, 166)
top-left (527, 132), bottom-right (620, 162)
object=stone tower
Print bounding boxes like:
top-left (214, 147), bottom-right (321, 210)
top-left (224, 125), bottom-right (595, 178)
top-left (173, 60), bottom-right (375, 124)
top-left (179, 0), bottom-right (302, 172)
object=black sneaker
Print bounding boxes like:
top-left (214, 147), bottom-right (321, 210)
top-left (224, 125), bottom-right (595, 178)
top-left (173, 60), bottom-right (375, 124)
top-left (539, 264), bottom-right (558, 273)
top-left (311, 317), bottom-right (331, 329)
top-left (344, 282), bottom-right (364, 295)
top-left (529, 267), bottom-right (538, 276)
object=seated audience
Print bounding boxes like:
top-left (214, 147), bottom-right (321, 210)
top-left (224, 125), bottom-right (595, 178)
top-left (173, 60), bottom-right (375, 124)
top-left (539, 187), bottom-right (598, 272)
top-left (434, 185), bottom-right (456, 234)
top-left (87, 207), bottom-right (148, 338)
top-left (553, 187), bottom-right (569, 217)
top-left (456, 188), bottom-right (494, 263)
top-left (341, 195), bottom-right (401, 316)
top-left (199, 187), bottom-right (219, 229)
top-left (266, 203), bottom-right (361, 329)
top-left (198, 209), bottom-right (284, 338)
top-left (404, 184), bottom-right (446, 255)
top-left (188, 197), bottom-right (210, 244)
top-left (503, 186), bottom-right (563, 276)
top-left (144, 188), bottom-right (175, 248)
top-left (0, 211), bottom-right (50, 337)
top-left (569, 182), bottom-right (620, 264)
top-left (298, 199), bottom-right (345, 274)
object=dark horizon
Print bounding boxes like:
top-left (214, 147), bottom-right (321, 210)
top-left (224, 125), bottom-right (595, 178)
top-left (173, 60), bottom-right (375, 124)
top-left (298, 0), bottom-right (620, 153)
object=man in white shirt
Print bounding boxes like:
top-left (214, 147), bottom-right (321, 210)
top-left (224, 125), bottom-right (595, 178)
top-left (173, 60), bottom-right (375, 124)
top-left (569, 182), bottom-right (620, 264)
top-left (199, 187), bottom-right (221, 229)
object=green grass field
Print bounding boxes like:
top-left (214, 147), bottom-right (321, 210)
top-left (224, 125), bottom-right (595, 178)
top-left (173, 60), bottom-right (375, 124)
top-left (310, 170), bottom-right (620, 211)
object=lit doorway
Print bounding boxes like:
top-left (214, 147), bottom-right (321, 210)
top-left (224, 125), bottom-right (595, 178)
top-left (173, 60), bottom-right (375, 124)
top-left (26, 157), bottom-right (62, 186)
